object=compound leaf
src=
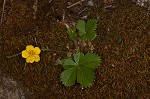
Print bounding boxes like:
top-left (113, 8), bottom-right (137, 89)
top-left (61, 67), bottom-right (77, 87)
top-left (76, 19), bottom-right (97, 41)
top-left (60, 52), bottom-right (101, 87)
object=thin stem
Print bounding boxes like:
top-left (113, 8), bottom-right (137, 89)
top-left (6, 53), bottom-right (21, 58)
top-left (73, 39), bottom-right (79, 51)
top-left (6, 47), bottom-right (67, 59)
top-left (41, 48), bottom-right (67, 53)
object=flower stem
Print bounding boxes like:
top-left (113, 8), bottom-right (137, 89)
top-left (6, 53), bottom-right (21, 58)
top-left (41, 48), bottom-right (66, 53)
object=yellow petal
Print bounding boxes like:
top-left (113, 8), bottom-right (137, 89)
top-left (26, 56), bottom-right (35, 63)
top-left (22, 50), bottom-right (29, 58)
top-left (34, 55), bottom-right (40, 62)
top-left (34, 47), bottom-right (41, 55)
top-left (26, 45), bottom-right (34, 52)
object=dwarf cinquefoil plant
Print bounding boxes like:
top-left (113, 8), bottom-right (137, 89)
top-left (60, 19), bottom-right (101, 87)
top-left (60, 52), bottom-right (101, 87)
top-left (67, 19), bottom-right (97, 41)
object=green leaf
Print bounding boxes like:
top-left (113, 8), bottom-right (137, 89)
top-left (76, 19), bottom-right (97, 41)
top-left (79, 52), bottom-right (101, 69)
top-left (76, 20), bottom-right (86, 36)
top-left (67, 28), bottom-right (77, 41)
top-left (77, 66), bottom-right (94, 87)
top-left (62, 59), bottom-right (77, 69)
top-left (61, 67), bottom-right (77, 87)
top-left (86, 19), bottom-right (97, 32)
top-left (60, 52), bottom-right (101, 87)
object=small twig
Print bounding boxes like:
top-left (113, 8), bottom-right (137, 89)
top-left (6, 53), bottom-right (21, 58)
top-left (34, 37), bottom-right (38, 46)
top-left (63, 0), bottom-right (67, 21)
top-left (78, 7), bottom-right (87, 14)
top-left (62, 12), bottom-right (65, 22)
top-left (64, 23), bottom-right (70, 29)
top-left (78, 0), bottom-right (94, 14)
top-left (23, 62), bottom-right (27, 70)
top-left (67, 0), bottom-right (85, 9)
top-left (0, 0), bottom-right (6, 26)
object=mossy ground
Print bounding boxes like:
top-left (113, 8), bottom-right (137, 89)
top-left (0, 0), bottom-right (150, 98)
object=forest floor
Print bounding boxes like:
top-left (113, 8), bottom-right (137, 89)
top-left (0, 0), bottom-right (150, 98)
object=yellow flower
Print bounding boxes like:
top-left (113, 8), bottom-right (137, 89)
top-left (22, 45), bottom-right (41, 63)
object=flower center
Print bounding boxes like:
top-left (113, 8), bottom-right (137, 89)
top-left (29, 50), bottom-right (35, 56)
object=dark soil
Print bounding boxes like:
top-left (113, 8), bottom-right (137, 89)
top-left (0, 0), bottom-right (150, 98)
